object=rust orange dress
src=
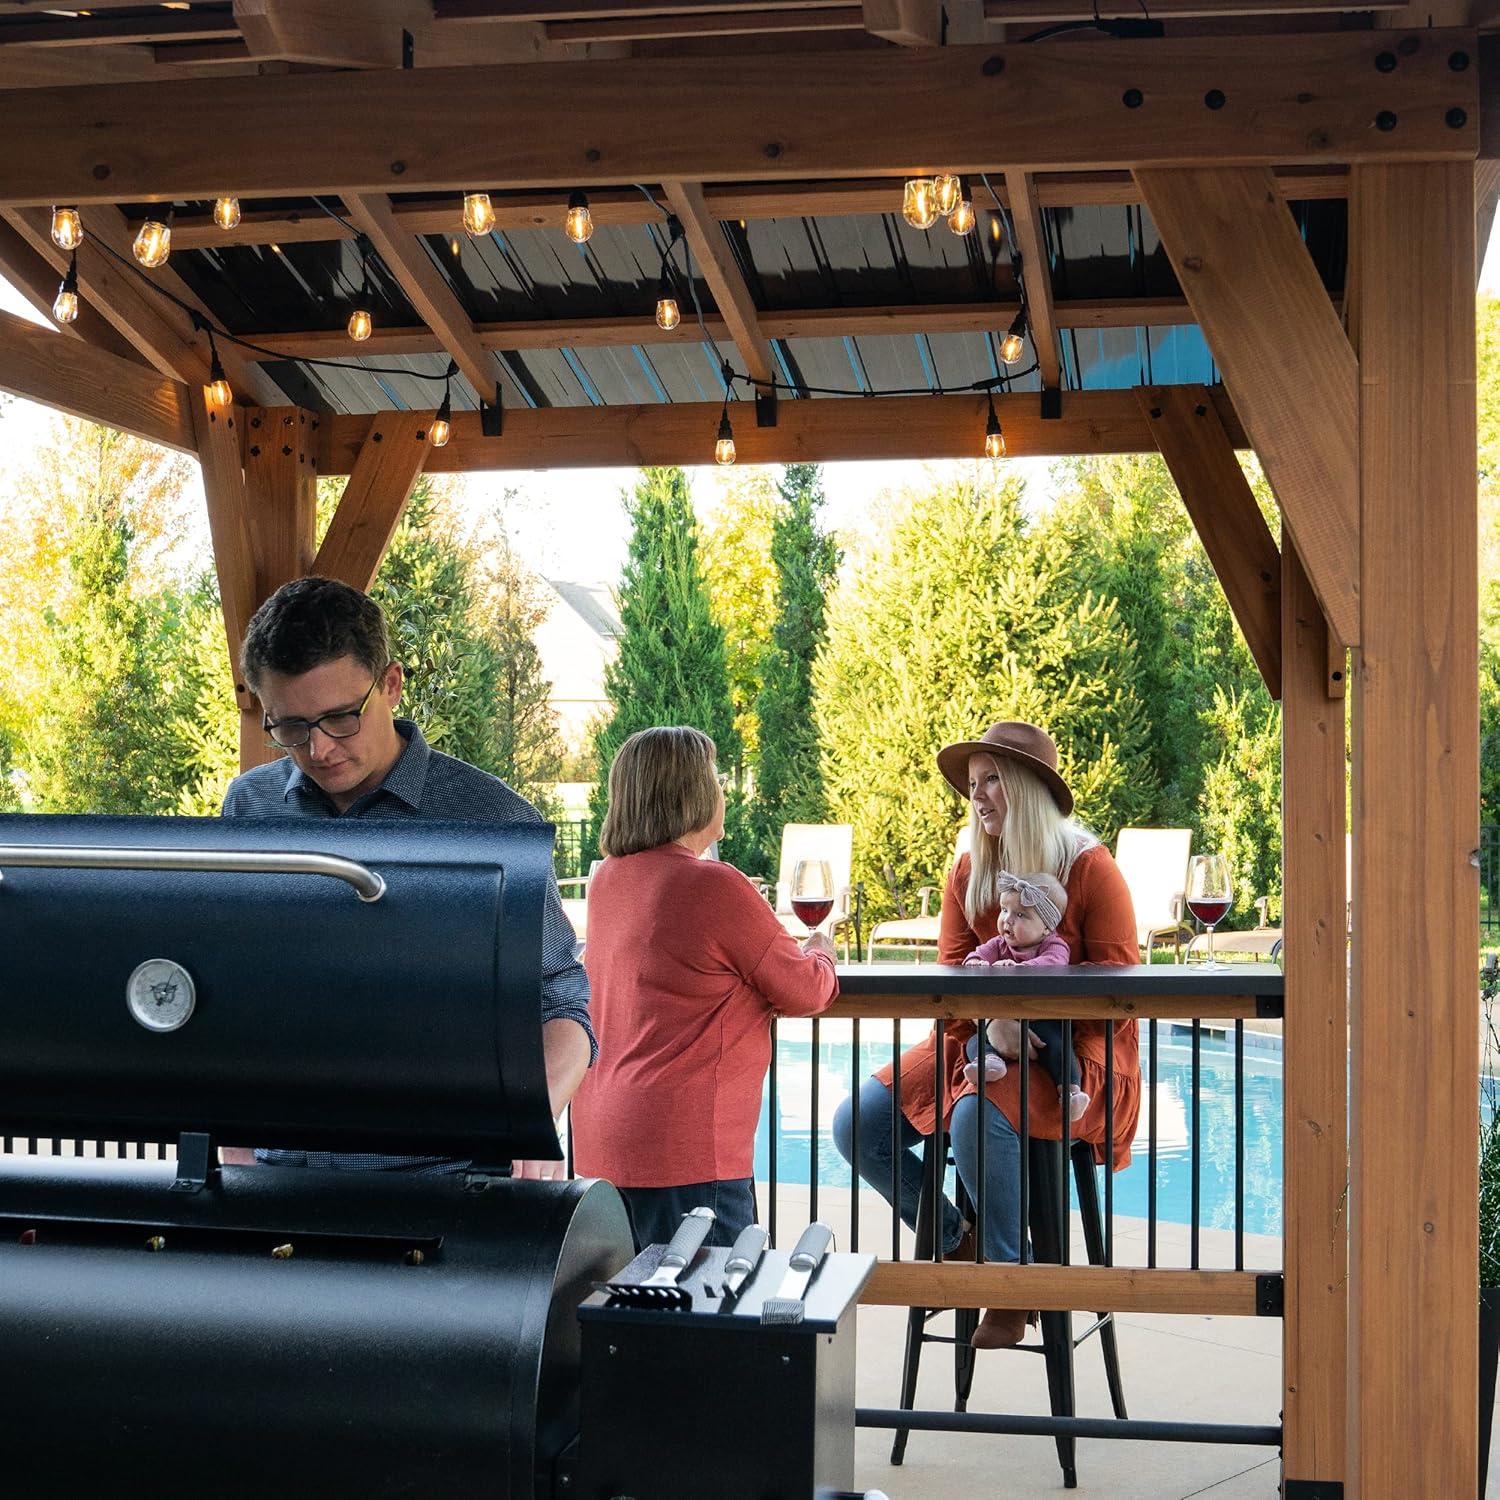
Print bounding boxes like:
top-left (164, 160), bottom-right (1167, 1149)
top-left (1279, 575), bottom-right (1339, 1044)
top-left (874, 841), bottom-right (1141, 1168)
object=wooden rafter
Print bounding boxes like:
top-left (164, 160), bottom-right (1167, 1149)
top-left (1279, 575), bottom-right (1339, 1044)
top-left (546, 6), bottom-right (859, 37)
top-left (0, 13), bottom-right (238, 45)
top-left (1002, 168), bottom-right (1060, 390)
top-left (861, 0), bottom-right (942, 45)
top-left (312, 413), bottom-right (431, 593)
top-left (662, 178), bottom-right (775, 388)
top-left (231, 0), bottom-right (427, 68)
top-left (983, 0), bottom-right (1407, 15)
top-left (313, 387), bottom-right (1247, 474)
top-left (1138, 385), bottom-right (1281, 697)
top-left (0, 305), bottom-right (193, 451)
top-left (0, 33), bottom-right (1472, 204)
top-left (1136, 166), bottom-right (1359, 648)
top-left (342, 191), bottom-right (505, 405)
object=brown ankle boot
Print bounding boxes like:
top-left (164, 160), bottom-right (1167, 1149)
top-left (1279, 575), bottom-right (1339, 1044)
top-left (972, 1307), bottom-right (1030, 1348)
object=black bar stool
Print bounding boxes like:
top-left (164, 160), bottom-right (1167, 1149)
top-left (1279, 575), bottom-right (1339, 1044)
top-left (889, 1131), bottom-right (1128, 1490)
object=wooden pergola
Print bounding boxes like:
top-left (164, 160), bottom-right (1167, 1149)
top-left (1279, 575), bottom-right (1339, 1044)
top-left (0, 2), bottom-right (1486, 1493)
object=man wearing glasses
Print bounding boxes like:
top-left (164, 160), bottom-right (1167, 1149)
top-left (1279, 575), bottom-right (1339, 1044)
top-left (221, 575), bottom-right (593, 1178)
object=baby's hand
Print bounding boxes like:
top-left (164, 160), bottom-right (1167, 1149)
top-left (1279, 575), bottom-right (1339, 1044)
top-left (963, 955), bottom-right (989, 968)
top-left (992, 958), bottom-right (1017, 968)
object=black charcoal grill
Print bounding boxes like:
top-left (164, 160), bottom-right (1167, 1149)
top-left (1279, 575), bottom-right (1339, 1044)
top-left (0, 811), bottom-right (634, 1498)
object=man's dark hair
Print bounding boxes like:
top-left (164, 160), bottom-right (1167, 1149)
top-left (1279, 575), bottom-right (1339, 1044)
top-left (240, 576), bottom-right (391, 691)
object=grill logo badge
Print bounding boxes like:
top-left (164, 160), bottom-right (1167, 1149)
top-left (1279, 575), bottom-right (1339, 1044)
top-left (126, 958), bottom-right (197, 1033)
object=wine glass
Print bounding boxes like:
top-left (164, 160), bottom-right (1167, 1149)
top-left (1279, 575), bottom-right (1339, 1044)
top-left (790, 858), bottom-right (835, 935)
top-left (1186, 854), bottom-right (1233, 971)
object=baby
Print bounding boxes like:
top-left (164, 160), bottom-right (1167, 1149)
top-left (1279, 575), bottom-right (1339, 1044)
top-left (961, 871), bottom-right (1090, 1123)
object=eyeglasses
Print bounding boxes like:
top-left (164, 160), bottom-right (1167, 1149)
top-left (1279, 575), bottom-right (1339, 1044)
top-left (716, 772), bottom-right (731, 790)
top-left (263, 673), bottom-right (383, 749)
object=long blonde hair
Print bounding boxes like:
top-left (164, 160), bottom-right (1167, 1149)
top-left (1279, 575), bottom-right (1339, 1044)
top-left (963, 755), bottom-right (1096, 927)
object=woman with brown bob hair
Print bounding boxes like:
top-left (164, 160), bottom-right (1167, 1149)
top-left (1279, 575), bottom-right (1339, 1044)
top-left (570, 725), bottom-right (840, 1251)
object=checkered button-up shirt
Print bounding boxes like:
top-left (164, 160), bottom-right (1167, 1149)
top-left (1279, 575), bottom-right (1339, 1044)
top-left (222, 719), bottom-right (593, 1173)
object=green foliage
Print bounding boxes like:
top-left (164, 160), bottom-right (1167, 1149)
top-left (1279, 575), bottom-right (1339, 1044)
top-left (1197, 690), bottom-right (1283, 924)
top-left (1481, 962), bottom-right (1500, 1287)
top-left (751, 463), bottom-right (840, 870)
top-left (815, 472), bottom-right (1156, 920)
top-left (589, 468), bottom-right (747, 863)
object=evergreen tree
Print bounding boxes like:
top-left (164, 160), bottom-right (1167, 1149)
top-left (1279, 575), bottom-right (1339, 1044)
top-left (589, 468), bottom-right (745, 861)
top-left (1198, 689), bottom-right (1284, 924)
top-left (814, 472), bottom-right (1155, 919)
top-left (751, 462), bottom-right (840, 869)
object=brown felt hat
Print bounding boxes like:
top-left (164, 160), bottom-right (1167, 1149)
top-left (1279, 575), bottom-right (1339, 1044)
top-left (936, 720), bottom-right (1074, 816)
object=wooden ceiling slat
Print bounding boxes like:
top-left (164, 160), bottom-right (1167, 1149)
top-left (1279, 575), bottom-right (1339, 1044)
top-left (0, 33), bottom-right (1469, 204)
top-left (984, 0), bottom-right (1406, 16)
top-left (437, 0), bottom-right (851, 14)
top-left (546, 7), bottom-right (861, 38)
top-left (0, 13), bottom-right (239, 46)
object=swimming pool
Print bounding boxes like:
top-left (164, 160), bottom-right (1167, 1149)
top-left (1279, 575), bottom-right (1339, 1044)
top-left (753, 1022), bottom-right (1285, 1238)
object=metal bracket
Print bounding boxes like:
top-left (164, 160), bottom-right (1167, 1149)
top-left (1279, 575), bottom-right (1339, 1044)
top-left (1256, 996), bottom-right (1285, 1020)
top-left (755, 385), bottom-right (778, 429)
top-left (1040, 388), bottom-right (1062, 421)
top-left (402, 28), bottom-right (414, 68)
top-left (1283, 1483), bottom-right (1343, 1499)
top-left (171, 1131), bottom-right (220, 1195)
top-left (480, 383), bottom-right (504, 438)
top-left (1255, 1272), bottom-right (1285, 1317)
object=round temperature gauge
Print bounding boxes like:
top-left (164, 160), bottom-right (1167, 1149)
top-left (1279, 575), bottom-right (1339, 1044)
top-left (125, 958), bottom-right (196, 1033)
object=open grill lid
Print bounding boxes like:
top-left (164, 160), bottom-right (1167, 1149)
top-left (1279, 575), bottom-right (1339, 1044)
top-left (0, 813), bottom-right (561, 1161)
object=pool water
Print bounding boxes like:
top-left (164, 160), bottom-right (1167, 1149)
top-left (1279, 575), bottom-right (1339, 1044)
top-left (753, 1023), bottom-right (1284, 1238)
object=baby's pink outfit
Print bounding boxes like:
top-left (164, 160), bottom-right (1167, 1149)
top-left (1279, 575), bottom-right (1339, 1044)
top-left (966, 931), bottom-right (1071, 967)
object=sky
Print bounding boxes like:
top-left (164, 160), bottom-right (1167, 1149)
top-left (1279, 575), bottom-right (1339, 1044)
top-left (4, 218), bottom-right (1499, 590)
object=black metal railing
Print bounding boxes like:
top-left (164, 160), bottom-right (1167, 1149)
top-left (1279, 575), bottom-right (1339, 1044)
top-left (1482, 822), bottom-right (1499, 940)
top-left (553, 818), bottom-right (594, 881)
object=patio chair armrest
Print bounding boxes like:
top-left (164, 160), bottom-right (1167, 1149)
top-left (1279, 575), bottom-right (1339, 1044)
top-left (556, 876), bottom-right (590, 895)
top-left (916, 884), bottom-right (938, 917)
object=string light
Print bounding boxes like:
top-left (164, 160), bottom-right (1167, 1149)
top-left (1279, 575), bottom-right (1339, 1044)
top-left (654, 268), bottom-right (681, 332)
top-left (347, 237), bottom-right (373, 342)
top-left (715, 409), bottom-right (735, 466)
top-left (429, 366), bottom-right (455, 448)
top-left (984, 391), bottom-right (1006, 459)
top-left (902, 178), bottom-right (939, 231)
top-left (205, 330), bottom-right (232, 409)
top-left (948, 180), bottom-right (976, 237)
top-left (50, 206), bottom-right (82, 251)
top-left (132, 213), bottom-right (172, 269)
top-left (462, 192), bottom-right (495, 239)
top-left (52, 251), bottom-right (78, 325)
top-left (213, 197), bottom-right (241, 231)
top-left (933, 174), bottom-right (962, 217)
top-left (565, 191), bottom-right (593, 245)
top-left (999, 309), bottom-right (1027, 365)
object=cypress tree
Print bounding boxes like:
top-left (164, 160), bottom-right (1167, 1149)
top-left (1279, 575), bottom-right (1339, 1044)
top-left (751, 462), bottom-right (840, 869)
top-left (589, 467), bottom-right (745, 859)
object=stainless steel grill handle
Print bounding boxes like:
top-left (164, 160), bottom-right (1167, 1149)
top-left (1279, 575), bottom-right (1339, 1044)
top-left (0, 845), bottom-right (386, 902)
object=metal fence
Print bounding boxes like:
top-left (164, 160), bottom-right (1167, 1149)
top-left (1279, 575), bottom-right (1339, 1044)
top-left (553, 818), bottom-right (594, 881)
top-left (1483, 823), bottom-right (1499, 940)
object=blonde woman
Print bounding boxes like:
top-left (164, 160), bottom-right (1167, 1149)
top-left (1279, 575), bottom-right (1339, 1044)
top-left (832, 720), bottom-right (1137, 1348)
top-left (570, 725), bottom-right (838, 1252)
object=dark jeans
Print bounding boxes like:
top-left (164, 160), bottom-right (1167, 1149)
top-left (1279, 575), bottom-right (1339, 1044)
top-left (966, 1021), bottom-right (1080, 1091)
top-left (618, 1178), bottom-right (756, 1254)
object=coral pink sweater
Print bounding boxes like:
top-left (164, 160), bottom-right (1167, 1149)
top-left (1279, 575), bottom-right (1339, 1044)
top-left (571, 843), bottom-right (839, 1187)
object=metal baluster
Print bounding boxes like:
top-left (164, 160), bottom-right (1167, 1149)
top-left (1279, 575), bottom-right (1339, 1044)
top-left (768, 1018), bottom-right (779, 1248)
top-left (1060, 1019), bottom-right (1072, 1265)
top-left (810, 1016), bottom-right (821, 1225)
top-left (932, 1020), bottom-right (946, 1261)
top-left (1148, 1019), bottom-right (1158, 1269)
top-left (564, 1110), bottom-right (574, 1180)
top-left (1234, 1018), bottom-right (1245, 1273)
top-left (891, 1019), bottom-right (902, 1262)
top-left (1191, 1019), bottom-right (1202, 1271)
top-left (850, 1017), bottom-right (861, 1254)
top-left (1019, 1019), bottom-right (1030, 1265)
top-left (1105, 1020), bottom-right (1115, 1267)
top-left (975, 1016), bottom-right (987, 1263)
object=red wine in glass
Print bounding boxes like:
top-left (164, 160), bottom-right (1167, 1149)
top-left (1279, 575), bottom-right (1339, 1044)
top-left (1186, 898), bottom-right (1230, 926)
top-left (791, 897), bottom-right (834, 928)
top-left (1185, 854), bottom-right (1233, 970)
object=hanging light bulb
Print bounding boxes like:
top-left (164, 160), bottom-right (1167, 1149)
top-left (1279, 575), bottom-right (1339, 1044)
top-left (50, 206), bottom-right (82, 251)
top-left (715, 408), bottom-right (736, 466)
top-left (347, 305), bottom-right (373, 343)
top-left (213, 196), bottom-right (241, 231)
top-left (654, 267), bottom-right (680, 332)
top-left (430, 384), bottom-right (453, 449)
top-left (206, 339), bottom-right (233, 410)
top-left (902, 178), bottom-right (939, 231)
top-left (565, 190), bottom-right (593, 245)
top-left (132, 215), bottom-right (172, 268)
top-left (933, 173), bottom-right (962, 217)
top-left (462, 192), bottom-right (495, 239)
top-left (999, 309), bottom-right (1027, 365)
top-left (52, 252), bottom-right (79, 325)
top-left (983, 391), bottom-right (1006, 460)
top-left (948, 182), bottom-right (976, 237)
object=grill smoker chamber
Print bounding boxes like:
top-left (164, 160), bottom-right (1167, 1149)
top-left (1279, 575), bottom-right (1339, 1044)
top-left (0, 813), bottom-right (634, 1498)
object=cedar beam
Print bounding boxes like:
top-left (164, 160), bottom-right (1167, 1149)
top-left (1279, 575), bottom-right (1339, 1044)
top-left (343, 191), bottom-right (507, 405)
top-left (231, 0), bottom-right (423, 68)
top-left (1279, 536), bottom-right (1348, 1491)
top-left (0, 33), bottom-right (1473, 204)
top-left (242, 407), bottom-right (318, 605)
top-left (0, 305), bottom-right (194, 451)
top-left (0, 13), bottom-right (239, 45)
top-left (314, 387), bottom-right (1249, 474)
top-left (861, 0), bottom-right (942, 45)
top-left (312, 413), bottom-right (431, 593)
top-left (1003, 168), bottom-right (1061, 390)
top-left (662, 179), bottom-right (775, 389)
top-left (984, 0), bottom-right (1406, 15)
top-left (1139, 384), bottom-right (1281, 698)
top-left (1136, 166), bottom-right (1360, 648)
top-left (1348, 160), bottom-right (1479, 1500)
top-left (547, 7), bottom-right (860, 37)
